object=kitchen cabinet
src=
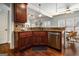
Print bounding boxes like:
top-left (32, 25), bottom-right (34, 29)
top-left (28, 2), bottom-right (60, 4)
top-left (39, 32), bottom-right (48, 45)
top-left (14, 31), bottom-right (48, 51)
top-left (14, 31), bottom-right (63, 51)
top-left (32, 31), bottom-right (48, 46)
top-left (14, 3), bottom-right (27, 23)
top-left (32, 32), bottom-right (40, 45)
top-left (14, 32), bottom-right (32, 51)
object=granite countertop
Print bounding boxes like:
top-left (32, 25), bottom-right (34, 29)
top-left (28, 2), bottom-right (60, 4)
top-left (14, 27), bottom-right (65, 32)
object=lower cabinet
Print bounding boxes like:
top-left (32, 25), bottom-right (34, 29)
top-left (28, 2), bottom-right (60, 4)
top-left (14, 31), bottom-right (48, 51)
top-left (40, 37), bottom-right (48, 45)
top-left (14, 32), bottom-right (32, 51)
top-left (39, 32), bottom-right (48, 45)
top-left (14, 31), bottom-right (62, 51)
top-left (32, 36), bottom-right (40, 45)
top-left (32, 31), bottom-right (48, 46)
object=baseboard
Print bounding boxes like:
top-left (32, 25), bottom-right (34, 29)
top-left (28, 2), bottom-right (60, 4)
top-left (10, 49), bottom-right (14, 53)
top-left (48, 45), bottom-right (61, 52)
top-left (14, 46), bottom-right (32, 52)
top-left (0, 43), bottom-right (9, 45)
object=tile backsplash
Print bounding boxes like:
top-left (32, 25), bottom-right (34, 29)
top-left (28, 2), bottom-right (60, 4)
top-left (14, 23), bottom-right (25, 31)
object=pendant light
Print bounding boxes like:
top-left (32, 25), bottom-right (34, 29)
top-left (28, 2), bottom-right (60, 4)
top-left (38, 4), bottom-right (42, 17)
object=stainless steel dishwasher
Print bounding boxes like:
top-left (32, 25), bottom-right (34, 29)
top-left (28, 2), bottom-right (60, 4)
top-left (48, 32), bottom-right (61, 50)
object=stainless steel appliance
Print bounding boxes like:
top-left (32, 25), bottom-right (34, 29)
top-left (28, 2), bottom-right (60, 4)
top-left (48, 32), bottom-right (61, 50)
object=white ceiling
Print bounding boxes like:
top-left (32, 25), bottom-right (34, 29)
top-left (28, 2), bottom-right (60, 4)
top-left (28, 3), bottom-right (79, 18)
top-left (0, 4), bottom-right (10, 14)
top-left (28, 8), bottom-right (46, 19)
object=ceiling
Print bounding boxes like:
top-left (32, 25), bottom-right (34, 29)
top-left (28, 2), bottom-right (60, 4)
top-left (28, 3), bottom-right (79, 18)
top-left (0, 4), bottom-right (10, 14)
top-left (4, 3), bottom-right (10, 7)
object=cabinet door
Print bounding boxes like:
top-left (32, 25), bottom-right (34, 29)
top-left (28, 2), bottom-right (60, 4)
top-left (19, 37), bottom-right (26, 50)
top-left (25, 37), bottom-right (32, 48)
top-left (14, 3), bottom-right (27, 23)
top-left (32, 31), bottom-right (48, 46)
top-left (32, 36), bottom-right (40, 45)
top-left (32, 32), bottom-right (40, 45)
top-left (40, 32), bottom-right (48, 45)
top-left (17, 37), bottom-right (23, 50)
top-left (14, 32), bottom-right (18, 50)
top-left (40, 37), bottom-right (48, 45)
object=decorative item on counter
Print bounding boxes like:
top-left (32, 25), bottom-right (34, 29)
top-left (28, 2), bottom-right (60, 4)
top-left (20, 23), bottom-right (30, 31)
top-left (25, 23), bottom-right (30, 27)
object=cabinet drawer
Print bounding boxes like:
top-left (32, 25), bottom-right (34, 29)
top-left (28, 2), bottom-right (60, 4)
top-left (33, 32), bottom-right (47, 36)
top-left (19, 32), bottom-right (32, 37)
top-left (40, 32), bottom-right (47, 36)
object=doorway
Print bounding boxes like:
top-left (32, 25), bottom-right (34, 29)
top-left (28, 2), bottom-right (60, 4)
top-left (0, 4), bottom-right (10, 55)
top-left (0, 5), bottom-right (9, 44)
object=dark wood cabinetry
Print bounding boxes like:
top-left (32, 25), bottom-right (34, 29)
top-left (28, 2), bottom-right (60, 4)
top-left (14, 31), bottom-right (48, 51)
top-left (40, 32), bottom-right (48, 45)
top-left (14, 32), bottom-right (32, 51)
top-left (14, 3), bottom-right (27, 23)
top-left (14, 31), bottom-right (63, 51)
top-left (32, 31), bottom-right (48, 46)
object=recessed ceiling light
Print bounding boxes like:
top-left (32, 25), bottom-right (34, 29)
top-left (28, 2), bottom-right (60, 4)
top-left (20, 4), bottom-right (25, 9)
top-left (50, 15), bottom-right (53, 18)
top-left (38, 14), bottom-right (42, 17)
top-left (28, 14), bottom-right (31, 17)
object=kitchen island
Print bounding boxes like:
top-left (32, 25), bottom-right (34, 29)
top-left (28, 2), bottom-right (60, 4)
top-left (14, 27), bottom-right (65, 52)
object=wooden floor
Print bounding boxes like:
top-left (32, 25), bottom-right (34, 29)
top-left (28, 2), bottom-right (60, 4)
top-left (14, 48), bottom-right (63, 56)
top-left (64, 42), bottom-right (79, 56)
top-left (0, 43), bottom-right (14, 56)
top-left (1, 40), bottom-right (79, 56)
top-left (0, 43), bottom-right (63, 56)
top-left (0, 43), bottom-right (10, 54)
top-left (1, 42), bottom-right (79, 56)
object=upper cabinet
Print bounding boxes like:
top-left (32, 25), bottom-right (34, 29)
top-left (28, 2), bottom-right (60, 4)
top-left (14, 3), bottom-right (27, 23)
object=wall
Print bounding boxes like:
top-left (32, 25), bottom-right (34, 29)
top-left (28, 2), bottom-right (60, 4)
top-left (0, 10), bottom-right (8, 44)
top-left (9, 4), bottom-right (14, 49)
top-left (0, 4), bottom-right (14, 49)
top-left (0, 4), bottom-right (11, 44)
